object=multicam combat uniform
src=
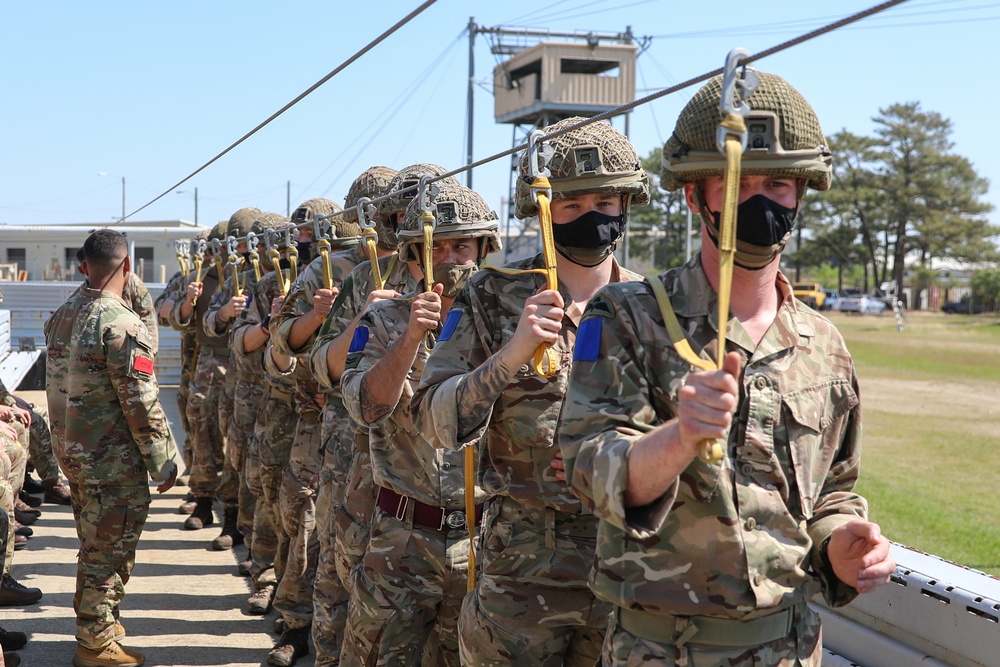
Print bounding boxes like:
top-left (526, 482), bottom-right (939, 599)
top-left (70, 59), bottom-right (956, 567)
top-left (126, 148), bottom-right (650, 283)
top-left (156, 269), bottom-right (196, 470)
top-left (340, 285), bottom-right (486, 667)
top-left (44, 285), bottom-right (176, 651)
top-left (413, 255), bottom-right (640, 666)
top-left (307, 253), bottom-right (414, 666)
top-left (269, 248), bottom-right (364, 634)
top-left (557, 258), bottom-right (867, 666)
top-left (0, 378), bottom-right (57, 488)
top-left (170, 265), bottom-right (229, 509)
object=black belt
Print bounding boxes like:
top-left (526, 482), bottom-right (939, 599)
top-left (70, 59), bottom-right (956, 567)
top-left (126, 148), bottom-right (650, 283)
top-left (376, 486), bottom-right (483, 532)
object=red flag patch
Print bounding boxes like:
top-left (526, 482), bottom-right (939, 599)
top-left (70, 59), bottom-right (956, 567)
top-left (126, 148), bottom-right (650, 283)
top-left (133, 354), bottom-right (155, 375)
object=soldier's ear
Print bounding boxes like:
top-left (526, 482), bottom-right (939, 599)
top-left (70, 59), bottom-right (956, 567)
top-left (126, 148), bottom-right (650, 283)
top-left (122, 256), bottom-right (132, 277)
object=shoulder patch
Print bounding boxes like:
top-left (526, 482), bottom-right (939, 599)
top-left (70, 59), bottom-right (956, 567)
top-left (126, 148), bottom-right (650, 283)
top-left (348, 326), bottom-right (369, 353)
top-left (573, 317), bottom-right (603, 362)
top-left (133, 353), bottom-right (155, 376)
top-left (439, 310), bottom-right (462, 342)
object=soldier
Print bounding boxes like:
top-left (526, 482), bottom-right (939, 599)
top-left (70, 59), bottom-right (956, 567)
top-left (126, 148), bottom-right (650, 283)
top-left (173, 209), bottom-right (260, 533)
top-left (308, 163), bottom-right (452, 657)
top-left (203, 212), bottom-right (274, 551)
top-left (0, 408), bottom-right (40, 605)
top-left (557, 71), bottom-right (895, 666)
top-left (305, 166), bottom-right (397, 667)
top-left (44, 229), bottom-right (177, 667)
top-left (267, 197), bottom-right (363, 667)
top-left (155, 227), bottom-right (211, 493)
top-left (340, 181), bottom-right (500, 666)
top-left (412, 118), bottom-right (649, 666)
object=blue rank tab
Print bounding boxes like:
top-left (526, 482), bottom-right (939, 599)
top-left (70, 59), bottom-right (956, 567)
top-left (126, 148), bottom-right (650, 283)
top-left (348, 326), bottom-right (369, 353)
top-left (573, 317), bottom-right (603, 362)
top-left (439, 310), bottom-right (462, 342)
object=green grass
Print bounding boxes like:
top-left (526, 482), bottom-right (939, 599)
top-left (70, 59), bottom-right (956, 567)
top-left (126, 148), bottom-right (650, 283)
top-left (828, 311), bottom-right (1000, 575)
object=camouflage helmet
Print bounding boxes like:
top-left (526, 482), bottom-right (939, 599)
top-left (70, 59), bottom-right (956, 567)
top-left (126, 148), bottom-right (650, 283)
top-left (515, 117), bottom-right (650, 219)
top-left (343, 166), bottom-right (398, 223)
top-left (397, 181), bottom-right (501, 263)
top-left (375, 163), bottom-right (458, 251)
top-left (251, 212), bottom-right (289, 237)
top-left (290, 197), bottom-right (357, 247)
top-left (193, 227), bottom-right (212, 242)
top-left (660, 71), bottom-right (832, 192)
top-left (209, 220), bottom-right (228, 242)
top-left (226, 206), bottom-right (262, 238)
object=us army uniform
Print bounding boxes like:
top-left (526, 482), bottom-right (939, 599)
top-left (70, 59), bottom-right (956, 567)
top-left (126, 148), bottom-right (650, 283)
top-left (44, 285), bottom-right (176, 650)
top-left (269, 248), bottom-right (362, 634)
top-left (248, 270), bottom-right (299, 598)
top-left (205, 262), bottom-right (262, 544)
top-left (413, 255), bottom-right (640, 666)
top-left (340, 287), bottom-right (484, 667)
top-left (0, 437), bottom-right (14, 576)
top-left (0, 379), bottom-right (57, 491)
top-left (558, 257), bottom-right (868, 666)
top-left (171, 264), bottom-right (228, 516)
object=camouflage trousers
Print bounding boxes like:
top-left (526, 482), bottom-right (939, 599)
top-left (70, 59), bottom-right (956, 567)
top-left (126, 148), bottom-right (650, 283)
top-left (257, 388), bottom-right (297, 583)
top-left (229, 378), bottom-right (264, 529)
top-left (341, 502), bottom-right (472, 667)
top-left (24, 404), bottom-right (60, 484)
top-left (274, 411), bottom-right (323, 629)
top-left (458, 496), bottom-right (611, 667)
top-left (0, 442), bottom-right (13, 576)
top-left (185, 351), bottom-right (229, 500)
top-left (69, 481), bottom-right (150, 651)
top-left (177, 351), bottom-right (194, 471)
top-left (333, 435), bottom-right (377, 590)
top-left (3, 430), bottom-right (26, 497)
top-left (602, 605), bottom-right (822, 667)
top-left (312, 406), bottom-right (353, 666)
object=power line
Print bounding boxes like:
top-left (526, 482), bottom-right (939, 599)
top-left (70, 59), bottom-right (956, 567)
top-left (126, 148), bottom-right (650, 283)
top-left (122, 0), bottom-right (439, 223)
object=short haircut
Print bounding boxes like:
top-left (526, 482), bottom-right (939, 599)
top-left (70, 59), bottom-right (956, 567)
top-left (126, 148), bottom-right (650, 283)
top-left (83, 229), bottom-right (128, 267)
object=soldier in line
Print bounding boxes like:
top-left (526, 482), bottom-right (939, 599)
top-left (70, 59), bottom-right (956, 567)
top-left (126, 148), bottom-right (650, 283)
top-left (45, 229), bottom-right (177, 667)
top-left (308, 163), bottom-right (452, 664)
top-left (304, 166), bottom-right (397, 667)
top-left (202, 213), bottom-right (273, 551)
top-left (412, 118), bottom-right (649, 665)
top-left (267, 197), bottom-right (362, 667)
top-left (0, 405), bottom-right (41, 607)
top-left (0, 422), bottom-right (28, 667)
top-left (239, 222), bottom-right (300, 619)
top-left (557, 71), bottom-right (895, 666)
top-left (173, 210), bottom-right (260, 534)
top-left (154, 227), bottom-right (211, 491)
top-left (340, 182), bottom-right (501, 666)
top-left (0, 381), bottom-right (71, 508)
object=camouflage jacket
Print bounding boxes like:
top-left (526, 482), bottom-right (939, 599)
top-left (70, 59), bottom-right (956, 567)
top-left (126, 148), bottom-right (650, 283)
top-left (169, 265), bottom-right (228, 355)
top-left (557, 255), bottom-right (866, 617)
top-left (0, 378), bottom-right (14, 407)
top-left (206, 268), bottom-right (266, 383)
top-left (309, 253), bottom-right (414, 400)
top-left (44, 286), bottom-right (176, 487)
top-left (250, 272), bottom-right (298, 397)
top-left (154, 270), bottom-right (185, 327)
top-left (413, 253), bottom-right (640, 513)
top-left (342, 289), bottom-right (488, 509)
top-left (271, 246), bottom-right (367, 418)
top-left (74, 273), bottom-right (158, 354)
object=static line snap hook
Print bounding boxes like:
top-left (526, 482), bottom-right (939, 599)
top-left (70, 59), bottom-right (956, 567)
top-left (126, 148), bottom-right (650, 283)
top-left (246, 231), bottom-right (259, 252)
top-left (313, 214), bottom-right (335, 242)
top-left (418, 175), bottom-right (439, 219)
top-left (527, 129), bottom-right (554, 205)
top-left (356, 197), bottom-right (379, 232)
top-left (226, 236), bottom-right (240, 260)
top-left (716, 47), bottom-right (760, 155)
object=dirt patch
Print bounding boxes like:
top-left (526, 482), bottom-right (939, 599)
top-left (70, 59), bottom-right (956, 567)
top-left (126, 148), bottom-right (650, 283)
top-left (860, 376), bottom-right (1000, 439)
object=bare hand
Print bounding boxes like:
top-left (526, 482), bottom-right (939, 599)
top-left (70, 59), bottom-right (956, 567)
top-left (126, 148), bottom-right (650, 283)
top-left (222, 294), bottom-right (249, 321)
top-left (364, 288), bottom-right (399, 312)
top-left (186, 281), bottom-right (204, 302)
top-left (312, 288), bottom-right (338, 319)
top-left (11, 406), bottom-right (31, 427)
top-left (508, 288), bottom-right (565, 365)
top-left (550, 448), bottom-right (567, 484)
top-left (675, 351), bottom-right (741, 459)
top-left (827, 520), bottom-right (895, 593)
top-left (0, 421), bottom-right (17, 442)
top-left (407, 284), bottom-right (444, 343)
top-left (157, 465), bottom-right (178, 494)
top-left (270, 296), bottom-right (286, 317)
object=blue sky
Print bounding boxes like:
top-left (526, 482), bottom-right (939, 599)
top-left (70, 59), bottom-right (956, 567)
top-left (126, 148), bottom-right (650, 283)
top-left (3, 0), bottom-right (998, 238)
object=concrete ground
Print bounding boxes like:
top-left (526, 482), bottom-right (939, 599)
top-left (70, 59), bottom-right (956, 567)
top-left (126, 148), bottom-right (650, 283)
top-left (3, 387), bottom-right (316, 667)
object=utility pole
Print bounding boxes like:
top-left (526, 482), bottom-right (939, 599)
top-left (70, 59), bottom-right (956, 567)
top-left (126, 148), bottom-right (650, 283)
top-left (286, 180), bottom-right (291, 216)
top-left (467, 17), bottom-right (476, 189)
top-left (194, 187), bottom-right (199, 224)
top-left (121, 176), bottom-right (126, 223)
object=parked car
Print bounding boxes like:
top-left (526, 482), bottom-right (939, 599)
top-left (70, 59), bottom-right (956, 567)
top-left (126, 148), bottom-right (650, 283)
top-left (941, 298), bottom-right (992, 314)
top-left (792, 282), bottom-right (825, 309)
top-left (839, 294), bottom-right (887, 315)
top-left (822, 289), bottom-right (842, 312)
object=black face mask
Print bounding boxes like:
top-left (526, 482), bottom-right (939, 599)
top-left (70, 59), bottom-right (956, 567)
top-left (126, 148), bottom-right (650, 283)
top-left (706, 194), bottom-right (799, 270)
top-left (296, 241), bottom-right (312, 263)
top-left (551, 210), bottom-right (625, 267)
top-left (278, 257), bottom-right (292, 271)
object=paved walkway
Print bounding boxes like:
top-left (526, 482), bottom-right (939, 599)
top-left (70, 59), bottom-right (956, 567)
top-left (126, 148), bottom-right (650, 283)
top-left (2, 388), bottom-right (315, 667)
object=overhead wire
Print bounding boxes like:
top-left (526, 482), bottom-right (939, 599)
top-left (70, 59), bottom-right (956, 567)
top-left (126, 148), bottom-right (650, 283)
top-left (122, 0), bottom-right (439, 223)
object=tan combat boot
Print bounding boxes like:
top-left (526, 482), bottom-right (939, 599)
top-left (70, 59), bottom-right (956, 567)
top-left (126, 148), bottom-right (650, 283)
top-left (73, 641), bottom-right (145, 667)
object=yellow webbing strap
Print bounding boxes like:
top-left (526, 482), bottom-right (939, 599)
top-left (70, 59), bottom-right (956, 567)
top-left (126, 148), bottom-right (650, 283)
top-left (190, 255), bottom-right (204, 306)
top-left (229, 257), bottom-right (244, 298)
top-left (318, 239), bottom-right (333, 291)
top-left (250, 252), bottom-right (262, 283)
top-left (421, 209), bottom-right (436, 351)
top-left (286, 246), bottom-right (300, 290)
top-left (533, 177), bottom-right (560, 378)
top-left (648, 277), bottom-right (714, 373)
top-left (363, 231), bottom-right (385, 291)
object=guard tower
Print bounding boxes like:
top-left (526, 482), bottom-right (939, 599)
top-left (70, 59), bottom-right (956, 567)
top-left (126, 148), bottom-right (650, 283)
top-left (474, 25), bottom-right (642, 259)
